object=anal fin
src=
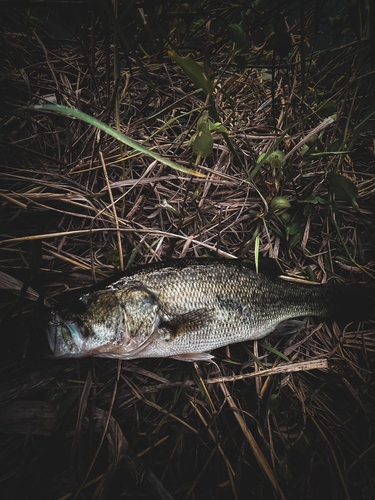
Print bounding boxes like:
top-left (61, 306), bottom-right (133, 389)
top-left (170, 352), bottom-right (214, 362)
top-left (269, 319), bottom-right (305, 337)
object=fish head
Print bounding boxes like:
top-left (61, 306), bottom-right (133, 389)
top-left (47, 284), bottom-right (163, 358)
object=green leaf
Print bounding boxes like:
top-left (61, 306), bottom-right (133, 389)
top-left (228, 24), bottom-right (246, 44)
top-left (286, 221), bottom-right (303, 236)
top-left (248, 131), bottom-right (288, 181)
top-left (193, 129), bottom-right (213, 158)
top-left (279, 213), bottom-right (291, 225)
top-left (168, 50), bottom-right (213, 96)
top-left (191, 188), bottom-right (203, 202)
top-left (328, 172), bottom-right (358, 204)
top-left (192, 111), bottom-right (214, 160)
top-left (229, 24), bottom-right (251, 59)
top-left (269, 392), bottom-right (281, 410)
top-left (258, 150), bottom-right (285, 175)
top-left (329, 138), bottom-right (345, 152)
top-left (258, 150), bottom-right (285, 168)
top-left (209, 122), bottom-right (227, 133)
top-left (270, 197), bottom-right (291, 210)
top-left (262, 71), bottom-right (272, 81)
top-left (305, 266), bottom-right (319, 282)
top-left (306, 133), bottom-right (318, 147)
top-left (317, 100), bottom-right (336, 118)
top-left (289, 232), bottom-right (303, 249)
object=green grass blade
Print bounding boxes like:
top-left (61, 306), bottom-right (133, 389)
top-left (26, 104), bottom-right (205, 178)
top-left (258, 342), bottom-right (290, 362)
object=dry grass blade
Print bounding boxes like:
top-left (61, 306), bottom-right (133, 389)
top-left (71, 361), bottom-right (122, 500)
top-left (219, 381), bottom-right (287, 500)
top-left (99, 151), bottom-right (124, 271)
top-left (0, 270), bottom-right (39, 301)
top-left (69, 371), bottom-right (92, 472)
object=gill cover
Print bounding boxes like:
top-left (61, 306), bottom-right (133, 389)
top-left (48, 282), bottom-right (166, 358)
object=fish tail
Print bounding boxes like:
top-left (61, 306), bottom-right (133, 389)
top-left (327, 284), bottom-right (375, 322)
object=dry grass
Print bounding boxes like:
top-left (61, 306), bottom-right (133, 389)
top-left (1, 6), bottom-right (375, 500)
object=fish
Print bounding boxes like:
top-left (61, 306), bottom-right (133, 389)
top-left (47, 258), bottom-right (375, 362)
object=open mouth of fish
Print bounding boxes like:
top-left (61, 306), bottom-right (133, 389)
top-left (47, 311), bottom-right (88, 357)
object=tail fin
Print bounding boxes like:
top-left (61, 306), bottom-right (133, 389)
top-left (328, 284), bottom-right (375, 322)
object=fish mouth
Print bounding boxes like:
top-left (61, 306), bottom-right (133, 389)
top-left (47, 311), bottom-right (87, 357)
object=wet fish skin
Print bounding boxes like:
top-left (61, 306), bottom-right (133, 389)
top-left (47, 258), bottom-right (375, 362)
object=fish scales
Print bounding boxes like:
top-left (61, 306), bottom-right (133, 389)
top-left (47, 258), bottom-right (375, 361)
top-left (123, 264), bottom-right (324, 355)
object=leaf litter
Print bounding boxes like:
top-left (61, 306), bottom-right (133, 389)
top-left (0, 4), bottom-right (375, 500)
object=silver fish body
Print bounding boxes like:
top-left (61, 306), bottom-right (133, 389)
top-left (47, 258), bottom-right (375, 361)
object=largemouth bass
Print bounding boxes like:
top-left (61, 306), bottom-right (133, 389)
top-left (47, 258), bottom-right (375, 361)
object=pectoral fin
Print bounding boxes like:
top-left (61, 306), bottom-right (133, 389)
top-left (161, 308), bottom-right (213, 339)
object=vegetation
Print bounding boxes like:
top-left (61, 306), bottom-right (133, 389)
top-left (0, 1), bottom-right (374, 499)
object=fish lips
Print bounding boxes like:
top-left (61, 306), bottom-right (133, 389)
top-left (47, 310), bottom-right (88, 357)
